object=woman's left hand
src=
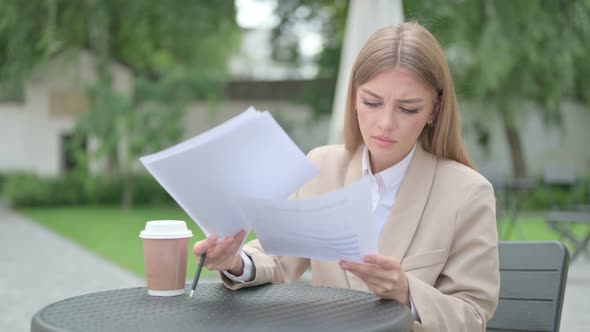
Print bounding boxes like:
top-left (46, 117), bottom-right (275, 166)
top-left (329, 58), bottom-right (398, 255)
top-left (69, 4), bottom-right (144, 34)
top-left (340, 254), bottom-right (410, 306)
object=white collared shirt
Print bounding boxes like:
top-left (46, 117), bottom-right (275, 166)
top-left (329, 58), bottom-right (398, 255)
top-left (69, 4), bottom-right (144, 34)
top-left (361, 144), bottom-right (419, 321)
top-left (224, 144), bottom-right (420, 320)
top-left (362, 144), bottom-right (416, 237)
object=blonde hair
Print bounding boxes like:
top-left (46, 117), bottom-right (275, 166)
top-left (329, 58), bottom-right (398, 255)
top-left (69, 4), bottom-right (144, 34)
top-left (343, 22), bottom-right (475, 169)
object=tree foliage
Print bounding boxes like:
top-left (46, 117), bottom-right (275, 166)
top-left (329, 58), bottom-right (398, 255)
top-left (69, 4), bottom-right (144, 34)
top-left (271, 0), bottom-right (348, 118)
top-left (405, 0), bottom-right (590, 177)
top-left (273, 0), bottom-right (590, 177)
top-left (1, 0), bottom-right (241, 207)
top-left (1, 0), bottom-right (239, 81)
top-left (406, 0), bottom-right (590, 112)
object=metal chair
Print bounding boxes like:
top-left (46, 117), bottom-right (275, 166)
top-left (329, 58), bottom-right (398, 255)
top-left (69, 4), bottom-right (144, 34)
top-left (487, 241), bottom-right (570, 332)
top-left (543, 163), bottom-right (590, 260)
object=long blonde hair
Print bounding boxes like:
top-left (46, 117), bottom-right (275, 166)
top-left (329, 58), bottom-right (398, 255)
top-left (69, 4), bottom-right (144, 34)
top-left (343, 22), bottom-right (475, 169)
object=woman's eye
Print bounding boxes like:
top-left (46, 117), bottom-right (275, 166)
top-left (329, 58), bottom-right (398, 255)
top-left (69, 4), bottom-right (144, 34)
top-left (362, 100), bottom-right (381, 108)
top-left (400, 107), bottom-right (418, 114)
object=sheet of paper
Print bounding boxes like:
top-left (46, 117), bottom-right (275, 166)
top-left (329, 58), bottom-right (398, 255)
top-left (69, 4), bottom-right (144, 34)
top-left (237, 177), bottom-right (378, 262)
top-left (140, 107), bottom-right (319, 238)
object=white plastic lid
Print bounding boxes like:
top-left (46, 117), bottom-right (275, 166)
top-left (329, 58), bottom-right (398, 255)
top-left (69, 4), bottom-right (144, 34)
top-left (139, 220), bottom-right (193, 239)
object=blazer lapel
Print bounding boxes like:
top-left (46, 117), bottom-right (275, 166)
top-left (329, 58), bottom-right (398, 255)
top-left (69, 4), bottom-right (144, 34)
top-left (342, 145), bottom-right (438, 291)
top-left (379, 145), bottom-right (437, 260)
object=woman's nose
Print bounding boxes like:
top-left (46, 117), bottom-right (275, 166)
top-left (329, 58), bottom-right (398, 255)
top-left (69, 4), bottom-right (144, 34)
top-left (377, 109), bottom-right (396, 130)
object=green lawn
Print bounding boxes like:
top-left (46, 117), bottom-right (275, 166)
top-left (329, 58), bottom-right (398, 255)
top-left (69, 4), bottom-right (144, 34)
top-left (21, 207), bottom-right (588, 279)
top-left (499, 213), bottom-right (590, 245)
top-left (21, 206), bottom-right (257, 279)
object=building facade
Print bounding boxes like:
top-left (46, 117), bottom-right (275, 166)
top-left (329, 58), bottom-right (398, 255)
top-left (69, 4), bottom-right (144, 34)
top-left (1, 51), bottom-right (588, 178)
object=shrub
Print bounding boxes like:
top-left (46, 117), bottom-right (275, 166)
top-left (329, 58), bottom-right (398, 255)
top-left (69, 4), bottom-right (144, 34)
top-left (0, 173), bottom-right (6, 194)
top-left (2, 172), bottom-right (175, 207)
top-left (92, 176), bottom-right (123, 205)
top-left (2, 173), bottom-right (54, 207)
top-left (521, 177), bottom-right (590, 211)
top-left (131, 174), bottom-right (175, 205)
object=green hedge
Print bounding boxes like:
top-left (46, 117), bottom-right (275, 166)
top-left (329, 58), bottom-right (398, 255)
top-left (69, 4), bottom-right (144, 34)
top-left (2, 172), bottom-right (174, 207)
top-left (0, 173), bottom-right (6, 195)
top-left (2, 172), bottom-right (588, 210)
top-left (497, 177), bottom-right (589, 211)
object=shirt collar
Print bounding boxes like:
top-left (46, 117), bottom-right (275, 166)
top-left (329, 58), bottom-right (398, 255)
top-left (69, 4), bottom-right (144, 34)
top-left (362, 144), bottom-right (417, 192)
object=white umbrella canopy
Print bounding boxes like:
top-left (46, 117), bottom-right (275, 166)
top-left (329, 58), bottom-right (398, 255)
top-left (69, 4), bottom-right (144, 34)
top-left (328, 0), bottom-right (404, 144)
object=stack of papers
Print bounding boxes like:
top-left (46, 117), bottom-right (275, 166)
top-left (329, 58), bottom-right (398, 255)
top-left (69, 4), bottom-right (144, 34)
top-left (239, 177), bottom-right (377, 262)
top-left (140, 107), bottom-right (378, 262)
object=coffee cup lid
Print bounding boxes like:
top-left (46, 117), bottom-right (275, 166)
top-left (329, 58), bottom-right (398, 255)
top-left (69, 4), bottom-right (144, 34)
top-left (139, 220), bottom-right (193, 239)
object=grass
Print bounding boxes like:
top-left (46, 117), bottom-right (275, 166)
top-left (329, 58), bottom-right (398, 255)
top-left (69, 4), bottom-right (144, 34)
top-left (21, 205), bottom-right (257, 279)
top-left (21, 207), bottom-right (588, 279)
top-left (499, 213), bottom-right (590, 245)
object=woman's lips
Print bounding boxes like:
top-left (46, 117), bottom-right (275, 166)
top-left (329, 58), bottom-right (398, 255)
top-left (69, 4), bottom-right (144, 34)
top-left (373, 136), bottom-right (396, 147)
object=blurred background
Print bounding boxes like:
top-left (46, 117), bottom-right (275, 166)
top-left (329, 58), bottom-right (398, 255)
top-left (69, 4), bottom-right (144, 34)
top-left (1, 0), bottom-right (589, 331)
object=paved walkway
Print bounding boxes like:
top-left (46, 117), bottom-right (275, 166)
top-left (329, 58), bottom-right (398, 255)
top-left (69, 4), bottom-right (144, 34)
top-left (0, 203), bottom-right (588, 331)
top-left (0, 205), bottom-right (144, 332)
top-left (560, 256), bottom-right (590, 331)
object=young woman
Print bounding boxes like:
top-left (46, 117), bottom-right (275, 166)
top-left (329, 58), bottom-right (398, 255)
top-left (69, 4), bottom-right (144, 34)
top-left (193, 22), bottom-right (499, 331)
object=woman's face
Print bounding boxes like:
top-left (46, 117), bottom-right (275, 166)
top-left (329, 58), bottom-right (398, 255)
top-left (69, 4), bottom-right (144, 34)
top-left (355, 68), bottom-right (437, 173)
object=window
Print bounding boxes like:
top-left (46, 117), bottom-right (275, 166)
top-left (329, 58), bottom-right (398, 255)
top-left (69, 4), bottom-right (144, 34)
top-left (61, 133), bottom-right (87, 173)
top-left (50, 90), bottom-right (89, 116)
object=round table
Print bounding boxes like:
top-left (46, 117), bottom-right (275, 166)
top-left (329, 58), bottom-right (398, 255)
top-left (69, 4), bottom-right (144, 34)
top-left (31, 283), bottom-right (413, 332)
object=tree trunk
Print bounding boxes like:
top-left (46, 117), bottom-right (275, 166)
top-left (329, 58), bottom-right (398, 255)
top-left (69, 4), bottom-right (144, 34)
top-left (119, 114), bottom-right (133, 209)
top-left (105, 152), bottom-right (119, 179)
top-left (122, 171), bottom-right (133, 210)
top-left (501, 115), bottom-right (528, 178)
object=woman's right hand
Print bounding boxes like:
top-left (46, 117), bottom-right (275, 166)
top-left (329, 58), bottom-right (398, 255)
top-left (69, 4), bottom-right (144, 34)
top-left (193, 229), bottom-right (248, 276)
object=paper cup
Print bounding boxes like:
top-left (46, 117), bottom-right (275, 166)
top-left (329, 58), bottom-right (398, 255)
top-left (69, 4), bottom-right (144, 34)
top-left (140, 220), bottom-right (193, 296)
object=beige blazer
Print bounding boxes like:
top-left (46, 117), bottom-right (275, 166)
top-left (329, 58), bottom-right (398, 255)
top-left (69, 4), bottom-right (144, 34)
top-left (221, 144), bottom-right (500, 332)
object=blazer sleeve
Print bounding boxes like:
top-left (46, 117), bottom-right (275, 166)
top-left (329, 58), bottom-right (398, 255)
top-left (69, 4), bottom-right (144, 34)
top-left (220, 239), bottom-right (310, 290)
top-left (409, 180), bottom-right (500, 331)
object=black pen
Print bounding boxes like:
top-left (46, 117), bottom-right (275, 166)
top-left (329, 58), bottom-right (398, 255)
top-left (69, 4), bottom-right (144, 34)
top-left (189, 252), bottom-right (207, 298)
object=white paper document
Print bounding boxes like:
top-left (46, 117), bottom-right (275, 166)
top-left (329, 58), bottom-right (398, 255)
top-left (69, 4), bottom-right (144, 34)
top-left (237, 177), bottom-right (378, 262)
top-left (140, 107), bottom-right (319, 238)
